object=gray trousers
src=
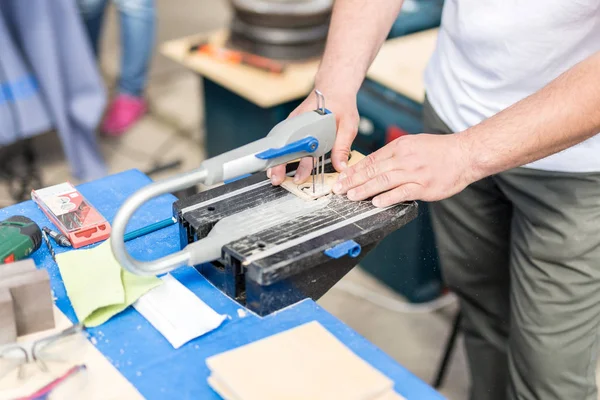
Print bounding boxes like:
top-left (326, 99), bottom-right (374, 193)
top-left (422, 98), bottom-right (600, 400)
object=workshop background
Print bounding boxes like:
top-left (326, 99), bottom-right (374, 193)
top-left (6, 0), bottom-right (580, 399)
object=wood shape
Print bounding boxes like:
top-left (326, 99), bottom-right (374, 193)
top-left (0, 258), bottom-right (36, 279)
top-left (208, 375), bottom-right (239, 400)
top-left (281, 151), bottom-right (366, 201)
top-left (0, 259), bottom-right (55, 335)
top-left (206, 320), bottom-right (394, 400)
top-left (374, 390), bottom-right (407, 400)
top-left (0, 288), bottom-right (17, 345)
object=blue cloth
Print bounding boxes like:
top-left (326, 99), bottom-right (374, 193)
top-left (0, 170), bottom-right (444, 400)
top-left (0, 0), bottom-right (107, 181)
top-left (79, 0), bottom-right (156, 97)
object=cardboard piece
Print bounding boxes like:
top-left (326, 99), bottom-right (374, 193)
top-left (0, 259), bottom-right (55, 336)
top-left (0, 288), bottom-right (17, 345)
top-left (281, 151), bottom-right (366, 201)
top-left (206, 320), bottom-right (395, 400)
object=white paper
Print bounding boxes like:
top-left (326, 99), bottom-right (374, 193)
top-left (133, 274), bottom-right (227, 349)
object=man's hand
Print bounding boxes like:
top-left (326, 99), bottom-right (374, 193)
top-left (266, 0), bottom-right (406, 186)
top-left (268, 89), bottom-right (360, 185)
top-left (333, 133), bottom-right (475, 207)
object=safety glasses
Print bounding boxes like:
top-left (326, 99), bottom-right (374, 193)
top-left (0, 324), bottom-right (87, 382)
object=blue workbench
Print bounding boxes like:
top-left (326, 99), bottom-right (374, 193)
top-left (0, 170), bottom-right (443, 400)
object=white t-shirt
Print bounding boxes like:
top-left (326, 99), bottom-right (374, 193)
top-left (423, 0), bottom-right (600, 173)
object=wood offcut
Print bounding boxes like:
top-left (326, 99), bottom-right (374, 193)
top-left (0, 259), bottom-right (55, 337)
top-left (281, 151), bottom-right (365, 201)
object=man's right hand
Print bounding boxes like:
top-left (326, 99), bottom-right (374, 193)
top-left (267, 88), bottom-right (360, 185)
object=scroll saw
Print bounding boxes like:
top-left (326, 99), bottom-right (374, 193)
top-left (111, 91), bottom-right (418, 315)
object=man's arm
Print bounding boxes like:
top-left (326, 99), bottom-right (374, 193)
top-left (315, 0), bottom-right (405, 100)
top-left (268, 0), bottom-right (405, 185)
top-left (334, 51), bottom-right (600, 207)
top-left (463, 51), bottom-right (600, 181)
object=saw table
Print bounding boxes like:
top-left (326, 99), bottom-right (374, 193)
top-left (174, 158), bottom-right (418, 316)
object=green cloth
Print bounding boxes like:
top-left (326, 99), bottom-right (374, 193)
top-left (56, 240), bottom-right (161, 327)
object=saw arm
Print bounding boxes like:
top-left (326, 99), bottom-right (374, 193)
top-left (110, 92), bottom-right (336, 276)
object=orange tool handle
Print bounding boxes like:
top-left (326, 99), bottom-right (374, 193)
top-left (198, 44), bottom-right (284, 74)
top-left (240, 54), bottom-right (285, 74)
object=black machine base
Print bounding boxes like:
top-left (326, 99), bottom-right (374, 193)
top-left (173, 159), bottom-right (418, 316)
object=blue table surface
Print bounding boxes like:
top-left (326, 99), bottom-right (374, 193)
top-left (0, 170), bottom-right (443, 400)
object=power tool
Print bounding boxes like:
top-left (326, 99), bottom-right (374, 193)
top-left (110, 91), bottom-right (418, 315)
top-left (0, 216), bottom-right (42, 264)
top-left (111, 90), bottom-right (337, 276)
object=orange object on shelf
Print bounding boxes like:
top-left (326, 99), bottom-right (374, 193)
top-left (193, 42), bottom-right (286, 74)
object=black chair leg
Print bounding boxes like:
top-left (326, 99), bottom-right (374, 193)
top-left (433, 310), bottom-right (462, 389)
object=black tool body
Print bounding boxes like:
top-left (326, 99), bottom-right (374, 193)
top-left (174, 159), bottom-right (418, 316)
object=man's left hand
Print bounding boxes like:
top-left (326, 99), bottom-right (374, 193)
top-left (333, 133), bottom-right (476, 207)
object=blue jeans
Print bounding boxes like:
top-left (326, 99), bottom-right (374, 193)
top-left (78, 0), bottom-right (155, 97)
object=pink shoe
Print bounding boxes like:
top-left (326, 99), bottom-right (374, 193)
top-left (101, 94), bottom-right (148, 136)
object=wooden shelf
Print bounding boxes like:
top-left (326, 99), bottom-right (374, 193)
top-left (160, 28), bottom-right (439, 108)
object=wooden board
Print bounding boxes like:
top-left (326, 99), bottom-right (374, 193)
top-left (208, 374), bottom-right (406, 400)
top-left (281, 151), bottom-right (365, 201)
top-left (0, 288), bottom-right (16, 345)
top-left (0, 307), bottom-right (142, 400)
top-left (366, 29), bottom-right (439, 103)
top-left (160, 30), bottom-right (320, 108)
top-left (206, 321), bottom-right (395, 400)
top-left (0, 259), bottom-right (55, 336)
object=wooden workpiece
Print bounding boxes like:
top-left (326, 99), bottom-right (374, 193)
top-left (281, 151), bottom-right (366, 200)
top-left (0, 259), bottom-right (55, 335)
top-left (161, 28), bottom-right (439, 109)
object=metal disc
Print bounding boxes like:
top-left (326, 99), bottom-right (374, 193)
top-left (227, 35), bottom-right (325, 61)
top-left (231, 17), bottom-right (329, 45)
top-left (230, 0), bottom-right (332, 28)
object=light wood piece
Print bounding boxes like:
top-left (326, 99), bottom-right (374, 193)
top-left (0, 259), bottom-right (55, 335)
top-left (375, 390), bottom-right (407, 400)
top-left (366, 29), bottom-right (439, 103)
top-left (206, 320), bottom-right (395, 400)
top-left (281, 151), bottom-right (365, 200)
top-left (160, 30), bottom-right (320, 108)
top-left (0, 288), bottom-right (17, 345)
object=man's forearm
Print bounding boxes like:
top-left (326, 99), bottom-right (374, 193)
top-left (315, 0), bottom-right (405, 95)
top-left (462, 51), bottom-right (600, 180)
